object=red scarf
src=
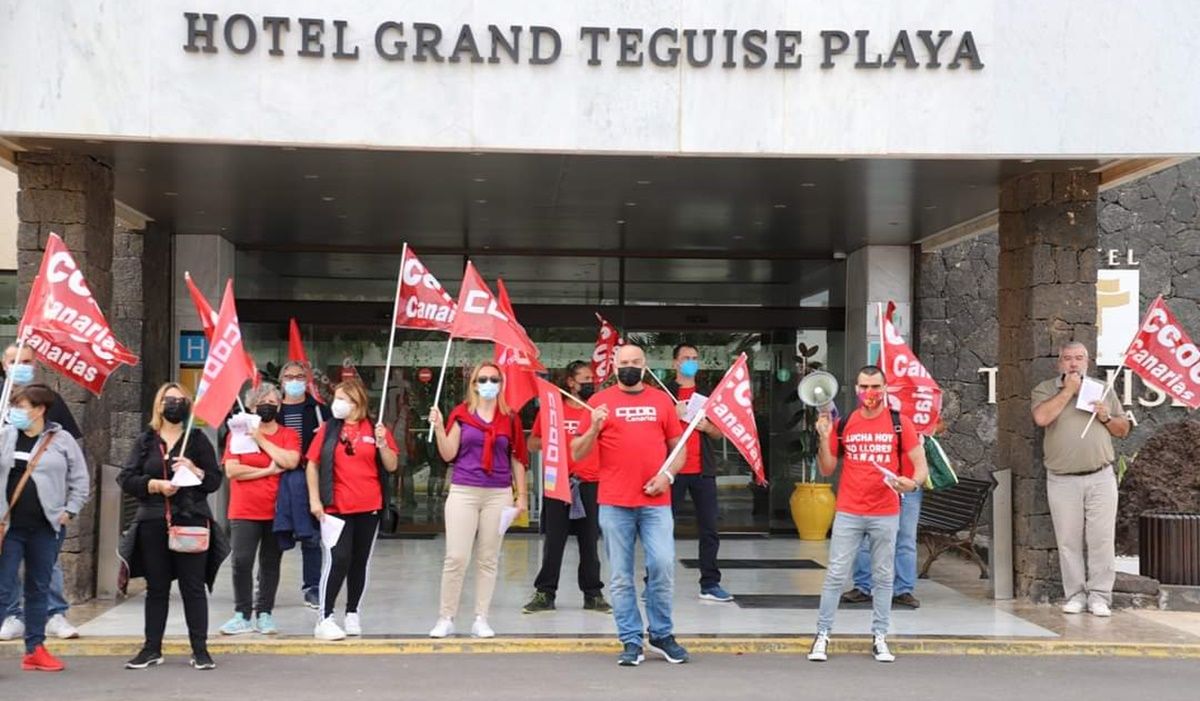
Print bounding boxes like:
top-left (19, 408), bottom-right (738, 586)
top-left (444, 403), bottom-right (528, 473)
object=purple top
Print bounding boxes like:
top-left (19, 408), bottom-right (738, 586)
top-left (451, 414), bottom-right (513, 489)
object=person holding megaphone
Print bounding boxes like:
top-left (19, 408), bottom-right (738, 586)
top-left (806, 365), bottom-right (927, 664)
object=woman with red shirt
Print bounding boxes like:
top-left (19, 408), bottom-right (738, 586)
top-left (219, 383), bottom-right (300, 637)
top-left (427, 362), bottom-right (528, 639)
top-left (306, 379), bottom-right (399, 641)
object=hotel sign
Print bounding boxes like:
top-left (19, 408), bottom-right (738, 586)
top-left (181, 13), bottom-right (985, 71)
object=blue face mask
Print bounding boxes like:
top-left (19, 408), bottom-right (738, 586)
top-left (477, 382), bottom-right (501, 401)
top-left (9, 364), bottom-right (34, 386)
top-left (7, 408), bottom-right (32, 430)
top-left (283, 380), bottom-right (307, 399)
top-left (679, 359), bottom-right (700, 379)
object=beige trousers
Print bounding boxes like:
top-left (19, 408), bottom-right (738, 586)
top-left (438, 484), bottom-right (512, 619)
top-left (1046, 466), bottom-right (1119, 605)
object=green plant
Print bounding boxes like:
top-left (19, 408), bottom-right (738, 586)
top-left (788, 343), bottom-right (825, 483)
top-left (1117, 452), bottom-right (1136, 486)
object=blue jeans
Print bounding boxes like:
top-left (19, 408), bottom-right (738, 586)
top-left (2, 527), bottom-right (69, 619)
top-left (0, 522), bottom-right (63, 652)
top-left (853, 489), bottom-right (922, 596)
top-left (817, 512), bottom-right (899, 637)
top-left (599, 505), bottom-right (675, 646)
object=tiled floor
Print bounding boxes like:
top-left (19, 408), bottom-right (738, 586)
top-left (78, 535), bottom-right (1056, 639)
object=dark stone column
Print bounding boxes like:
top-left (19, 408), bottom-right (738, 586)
top-left (997, 170), bottom-right (1101, 601)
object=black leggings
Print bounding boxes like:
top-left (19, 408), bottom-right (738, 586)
top-left (138, 519), bottom-right (208, 655)
top-left (320, 512), bottom-right (380, 619)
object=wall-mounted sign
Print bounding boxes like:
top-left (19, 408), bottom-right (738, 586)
top-left (1097, 269), bottom-right (1140, 366)
top-left (179, 331), bottom-right (209, 367)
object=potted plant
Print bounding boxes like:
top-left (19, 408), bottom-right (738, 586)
top-left (788, 344), bottom-right (836, 540)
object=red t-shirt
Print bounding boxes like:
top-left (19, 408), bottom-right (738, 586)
top-left (588, 386), bottom-right (683, 508)
top-left (676, 386), bottom-right (703, 475)
top-left (222, 426), bottom-right (300, 520)
top-left (305, 419), bottom-right (398, 515)
top-left (827, 410), bottom-right (919, 517)
top-left (531, 401), bottom-right (600, 482)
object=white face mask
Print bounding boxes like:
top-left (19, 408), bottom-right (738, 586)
top-left (331, 398), bottom-right (353, 420)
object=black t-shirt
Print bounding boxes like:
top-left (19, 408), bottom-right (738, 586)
top-left (5, 432), bottom-right (45, 528)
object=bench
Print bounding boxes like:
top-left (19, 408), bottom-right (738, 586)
top-left (917, 476), bottom-right (995, 579)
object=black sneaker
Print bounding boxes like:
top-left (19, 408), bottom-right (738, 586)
top-left (584, 594), bottom-right (612, 613)
top-left (840, 588), bottom-right (871, 604)
top-left (304, 588), bottom-right (321, 610)
top-left (190, 651), bottom-right (217, 671)
top-left (646, 635), bottom-right (689, 664)
top-left (522, 591), bottom-right (556, 614)
top-left (617, 642), bottom-right (644, 667)
top-left (124, 648), bottom-right (163, 670)
top-left (892, 593), bottom-right (921, 609)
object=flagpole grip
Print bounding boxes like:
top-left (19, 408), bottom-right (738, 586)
top-left (427, 336), bottom-right (454, 442)
top-left (555, 386), bottom-right (591, 411)
top-left (1080, 362), bottom-right (1122, 438)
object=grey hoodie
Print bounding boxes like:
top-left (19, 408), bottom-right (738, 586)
top-left (0, 422), bottom-right (90, 532)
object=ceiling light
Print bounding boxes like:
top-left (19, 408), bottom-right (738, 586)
top-left (773, 203), bottom-right (787, 209)
top-left (924, 205), bottom-right (937, 210)
top-left (321, 195), bottom-right (335, 202)
top-left (800, 182), bottom-right (816, 188)
top-left (164, 191), bottom-right (177, 197)
top-left (1020, 159), bottom-right (1035, 164)
top-left (636, 179), bottom-right (652, 185)
top-left (196, 210), bottom-right (205, 215)
top-left (624, 201), bottom-right (637, 207)
top-left (616, 219), bottom-right (626, 224)
top-left (85, 139), bottom-right (104, 145)
top-left (337, 214), bottom-right (348, 219)
top-left (732, 234), bottom-right (744, 240)
top-left (475, 199), bottom-right (488, 205)
top-left (832, 251), bottom-right (847, 260)
top-left (303, 174), bottom-right (319, 180)
top-left (473, 177), bottom-right (487, 183)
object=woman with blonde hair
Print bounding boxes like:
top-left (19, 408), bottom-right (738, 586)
top-left (306, 378), bottom-right (399, 641)
top-left (428, 362), bottom-right (528, 639)
top-left (117, 382), bottom-right (224, 670)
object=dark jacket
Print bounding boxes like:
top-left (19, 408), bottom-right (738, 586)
top-left (46, 391), bottom-right (82, 440)
top-left (665, 379), bottom-right (718, 477)
top-left (273, 467), bottom-right (318, 550)
top-left (116, 428), bottom-right (230, 593)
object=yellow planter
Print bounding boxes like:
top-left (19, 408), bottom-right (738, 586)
top-left (790, 483), bottom-right (836, 540)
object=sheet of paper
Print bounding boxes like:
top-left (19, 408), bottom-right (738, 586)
top-left (1075, 377), bottom-right (1107, 413)
top-left (320, 514), bottom-right (346, 549)
top-left (873, 462), bottom-right (900, 486)
top-left (170, 465), bottom-right (202, 487)
top-left (227, 413), bottom-right (262, 455)
top-left (498, 506), bottom-right (520, 536)
top-left (682, 392), bottom-right (708, 423)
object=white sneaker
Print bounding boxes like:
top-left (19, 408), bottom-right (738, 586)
top-left (429, 617), bottom-right (455, 638)
top-left (471, 616), bottom-right (495, 639)
top-left (46, 613), bottom-right (80, 639)
top-left (313, 616), bottom-right (346, 641)
top-left (1061, 598), bottom-right (1086, 614)
top-left (872, 635), bottom-right (896, 663)
top-left (1089, 600), bottom-right (1112, 618)
top-left (807, 632), bottom-right (829, 662)
top-left (344, 612), bottom-right (362, 636)
top-left (0, 615), bottom-right (25, 641)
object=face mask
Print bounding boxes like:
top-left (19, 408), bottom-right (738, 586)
top-left (857, 389), bottom-right (885, 411)
top-left (9, 364), bottom-right (34, 386)
top-left (477, 382), bottom-right (501, 400)
top-left (283, 380), bottom-right (307, 399)
top-left (577, 383), bottom-right (596, 401)
top-left (7, 408), bottom-right (32, 431)
top-left (617, 366), bottom-right (644, 387)
top-left (331, 398), bottom-right (353, 420)
top-left (162, 401), bottom-right (190, 425)
top-left (255, 404), bottom-right (279, 423)
top-left (679, 359), bottom-right (700, 379)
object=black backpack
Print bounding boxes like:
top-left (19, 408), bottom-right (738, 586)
top-left (836, 409), bottom-right (910, 472)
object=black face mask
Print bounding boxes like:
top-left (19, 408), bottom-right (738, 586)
top-left (162, 401), bottom-right (190, 425)
top-left (616, 367), bottom-right (644, 387)
top-left (577, 383), bottom-right (596, 401)
top-left (256, 404), bottom-right (279, 424)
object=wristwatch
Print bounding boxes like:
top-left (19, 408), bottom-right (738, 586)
top-left (657, 468), bottom-right (675, 485)
top-left (1099, 416), bottom-right (1111, 425)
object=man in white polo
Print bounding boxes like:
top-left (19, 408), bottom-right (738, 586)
top-left (1031, 341), bottom-right (1131, 617)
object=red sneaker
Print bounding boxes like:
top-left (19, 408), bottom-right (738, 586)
top-left (22, 645), bottom-right (65, 672)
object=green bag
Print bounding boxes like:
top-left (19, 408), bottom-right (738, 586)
top-left (923, 434), bottom-right (959, 491)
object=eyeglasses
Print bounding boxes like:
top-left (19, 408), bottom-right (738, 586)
top-left (477, 377), bottom-right (502, 384)
top-left (281, 374), bottom-right (307, 381)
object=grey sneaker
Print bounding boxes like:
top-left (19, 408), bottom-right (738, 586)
top-left (646, 635), bottom-right (689, 664)
top-left (617, 642), bottom-right (644, 667)
top-left (522, 591), bottom-right (556, 614)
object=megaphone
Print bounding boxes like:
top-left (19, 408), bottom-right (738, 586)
top-left (798, 371), bottom-right (840, 417)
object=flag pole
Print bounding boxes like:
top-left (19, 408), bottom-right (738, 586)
top-left (177, 408), bottom-right (198, 459)
top-left (1081, 304), bottom-right (1147, 438)
top-left (657, 405), bottom-right (708, 474)
top-left (0, 332), bottom-right (28, 426)
top-left (377, 243), bottom-right (407, 425)
top-left (645, 367), bottom-right (678, 402)
top-left (555, 385), bottom-right (591, 410)
top-left (427, 335), bottom-right (454, 441)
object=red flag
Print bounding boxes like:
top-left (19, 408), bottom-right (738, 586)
top-left (194, 281), bottom-right (256, 426)
top-left (184, 272), bottom-right (219, 340)
top-left (288, 318), bottom-right (325, 405)
top-left (394, 245), bottom-right (456, 332)
top-left (18, 233), bottom-right (138, 395)
top-left (535, 377), bottom-right (572, 504)
top-left (703, 353), bottom-right (766, 486)
top-left (449, 262), bottom-right (539, 357)
top-left (1123, 295), bottom-right (1200, 409)
top-left (879, 301), bottom-right (942, 436)
top-left (591, 313), bottom-right (622, 385)
top-left (492, 279), bottom-right (543, 411)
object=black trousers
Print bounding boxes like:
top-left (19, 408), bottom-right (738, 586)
top-left (229, 519), bottom-right (282, 617)
top-left (672, 474), bottom-right (722, 588)
top-left (138, 519), bottom-right (209, 655)
top-left (320, 512), bottom-right (379, 619)
top-left (534, 480), bottom-right (603, 598)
